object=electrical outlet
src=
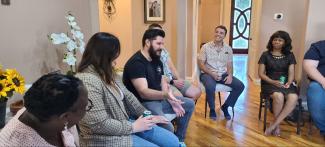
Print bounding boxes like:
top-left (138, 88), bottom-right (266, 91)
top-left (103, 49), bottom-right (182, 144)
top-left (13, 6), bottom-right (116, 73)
top-left (274, 13), bottom-right (283, 20)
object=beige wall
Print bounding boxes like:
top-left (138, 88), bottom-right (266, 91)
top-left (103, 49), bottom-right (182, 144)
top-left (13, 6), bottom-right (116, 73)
top-left (98, 0), bottom-right (134, 67)
top-left (219, 0), bottom-right (232, 44)
top-left (199, 0), bottom-right (221, 44)
top-left (303, 0), bottom-right (325, 52)
top-left (99, 0), bottom-right (177, 68)
top-left (0, 0), bottom-right (93, 84)
top-left (249, 0), bottom-right (308, 82)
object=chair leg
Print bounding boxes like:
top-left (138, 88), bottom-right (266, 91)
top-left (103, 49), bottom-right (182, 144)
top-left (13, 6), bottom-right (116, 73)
top-left (218, 92), bottom-right (222, 107)
top-left (232, 107), bottom-right (235, 119)
top-left (204, 96), bottom-right (208, 118)
top-left (263, 97), bottom-right (268, 132)
top-left (297, 98), bottom-right (302, 135)
top-left (309, 115), bottom-right (313, 135)
top-left (259, 97), bottom-right (263, 120)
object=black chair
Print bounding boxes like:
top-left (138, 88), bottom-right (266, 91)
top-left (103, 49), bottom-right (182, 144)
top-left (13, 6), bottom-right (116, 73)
top-left (258, 92), bottom-right (302, 134)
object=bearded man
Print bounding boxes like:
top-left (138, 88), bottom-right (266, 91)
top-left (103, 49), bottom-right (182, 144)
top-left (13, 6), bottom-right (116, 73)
top-left (123, 29), bottom-right (194, 145)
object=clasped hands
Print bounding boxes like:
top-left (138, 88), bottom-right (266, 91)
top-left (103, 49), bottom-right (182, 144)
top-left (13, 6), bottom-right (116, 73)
top-left (132, 115), bottom-right (169, 133)
top-left (211, 72), bottom-right (233, 84)
top-left (271, 80), bottom-right (291, 88)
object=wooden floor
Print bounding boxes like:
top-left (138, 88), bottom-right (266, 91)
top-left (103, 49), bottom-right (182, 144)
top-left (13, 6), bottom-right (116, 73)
top-left (185, 55), bottom-right (325, 146)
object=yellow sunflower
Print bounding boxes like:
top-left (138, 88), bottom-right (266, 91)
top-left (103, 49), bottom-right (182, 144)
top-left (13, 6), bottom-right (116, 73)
top-left (0, 79), bottom-right (11, 98)
top-left (5, 69), bottom-right (25, 94)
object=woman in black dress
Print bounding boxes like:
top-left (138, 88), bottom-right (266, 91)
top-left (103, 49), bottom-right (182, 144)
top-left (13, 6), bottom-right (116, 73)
top-left (258, 30), bottom-right (298, 136)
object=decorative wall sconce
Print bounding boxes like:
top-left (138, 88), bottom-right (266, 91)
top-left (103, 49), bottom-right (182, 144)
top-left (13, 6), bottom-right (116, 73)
top-left (103, 0), bottom-right (116, 19)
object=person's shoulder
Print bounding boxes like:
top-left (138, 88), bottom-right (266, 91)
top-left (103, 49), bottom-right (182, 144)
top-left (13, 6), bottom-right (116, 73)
top-left (202, 41), bottom-right (213, 49)
top-left (223, 43), bottom-right (233, 52)
top-left (311, 40), bottom-right (325, 50)
top-left (76, 72), bottom-right (102, 85)
top-left (0, 119), bottom-right (43, 146)
top-left (126, 51), bottom-right (146, 64)
top-left (160, 48), bottom-right (169, 56)
top-left (288, 51), bottom-right (295, 56)
top-left (223, 43), bottom-right (230, 48)
top-left (313, 40), bottom-right (325, 46)
top-left (257, 51), bottom-right (269, 57)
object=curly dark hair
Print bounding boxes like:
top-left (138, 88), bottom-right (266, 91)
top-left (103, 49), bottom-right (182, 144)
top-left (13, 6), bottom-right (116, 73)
top-left (266, 30), bottom-right (292, 55)
top-left (78, 32), bottom-right (121, 85)
top-left (24, 73), bottom-right (83, 122)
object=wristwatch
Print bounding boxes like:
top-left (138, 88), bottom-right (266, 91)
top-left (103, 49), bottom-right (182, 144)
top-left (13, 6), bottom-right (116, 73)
top-left (169, 80), bottom-right (174, 85)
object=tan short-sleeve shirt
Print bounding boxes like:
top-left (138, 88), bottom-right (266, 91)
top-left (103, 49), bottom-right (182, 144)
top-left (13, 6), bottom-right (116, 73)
top-left (198, 41), bottom-right (233, 76)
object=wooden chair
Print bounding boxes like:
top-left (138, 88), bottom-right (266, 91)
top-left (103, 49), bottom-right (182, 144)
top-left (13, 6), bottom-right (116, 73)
top-left (258, 92), bottom-right (302, 134)
top-left (192, 64), bottom-right (234, 119)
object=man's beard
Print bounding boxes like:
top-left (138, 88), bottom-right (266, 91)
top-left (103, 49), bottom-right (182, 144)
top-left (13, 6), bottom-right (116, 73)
top-left (149, 45), bottom-right (162, 60)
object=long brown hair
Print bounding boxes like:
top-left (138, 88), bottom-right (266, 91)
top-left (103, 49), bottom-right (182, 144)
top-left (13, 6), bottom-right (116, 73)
top-left (78, 32), bottom-right (120, 85)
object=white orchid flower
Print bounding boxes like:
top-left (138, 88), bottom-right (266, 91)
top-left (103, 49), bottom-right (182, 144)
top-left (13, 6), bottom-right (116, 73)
top-left (78, 41), bottom-right (85, 53)
top-left (72, 25), bottom-right (80, 30)
top-left (66, 40), bottom-right (77, 51)
top-left (63, 52), bottom-right (77, 65)
top-left (68, 21), bottom-right (77, 27)
top-left (50, 33), bottom-right (70, 44)
top-left (66, 14), bottom-right (75, 22)
top-left (71, 30), bottom-right (84, 40)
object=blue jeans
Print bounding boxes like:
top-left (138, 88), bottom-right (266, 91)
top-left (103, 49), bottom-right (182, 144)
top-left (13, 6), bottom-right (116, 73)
top-left (200, 73), bottom-right (244, 110)
top-left (132, 125), bottom-right (179, 147)
top-left (142, 97), bottom-right (195, 142)
top-left (307, 81), bottom-right (325, 135)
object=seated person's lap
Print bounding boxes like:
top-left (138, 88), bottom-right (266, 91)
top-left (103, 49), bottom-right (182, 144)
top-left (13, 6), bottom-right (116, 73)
top-left (132, 125), bottom-right (179, 147)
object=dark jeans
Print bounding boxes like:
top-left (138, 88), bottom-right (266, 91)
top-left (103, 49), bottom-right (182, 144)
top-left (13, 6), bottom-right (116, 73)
top-left (142, 96), bottom-right (195, 142)
top-left (200, 73), bottom-right (244, 110)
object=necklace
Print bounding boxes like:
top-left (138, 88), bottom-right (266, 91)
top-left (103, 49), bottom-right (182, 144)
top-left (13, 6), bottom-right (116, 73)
top-left (272, 54), bottom-right (285, 59)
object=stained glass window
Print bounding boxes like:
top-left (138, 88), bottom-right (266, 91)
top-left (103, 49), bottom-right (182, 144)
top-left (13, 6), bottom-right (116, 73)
top-left (230, 0), bottom-right (252, 51)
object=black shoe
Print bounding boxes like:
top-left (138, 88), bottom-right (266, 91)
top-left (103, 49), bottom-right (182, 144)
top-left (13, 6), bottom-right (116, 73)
top-left (209, 110), bottom-right (217, 120)
top-left (221, 105), bottom-right (231, 120)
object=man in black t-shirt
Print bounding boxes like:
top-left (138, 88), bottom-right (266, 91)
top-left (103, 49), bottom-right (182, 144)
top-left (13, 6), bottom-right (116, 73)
top-left (123, 29), bottom-right (194, 143)
top-left (303, 40), bottom-right (325, 136)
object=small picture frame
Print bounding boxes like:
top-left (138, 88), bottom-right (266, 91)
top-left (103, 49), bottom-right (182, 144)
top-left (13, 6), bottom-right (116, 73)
top-left (144, 0), bottom-right (165, 23)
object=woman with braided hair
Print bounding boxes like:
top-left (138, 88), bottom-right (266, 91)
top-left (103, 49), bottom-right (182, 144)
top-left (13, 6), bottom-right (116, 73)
top-left (0, 72), bottom-right (90, 146)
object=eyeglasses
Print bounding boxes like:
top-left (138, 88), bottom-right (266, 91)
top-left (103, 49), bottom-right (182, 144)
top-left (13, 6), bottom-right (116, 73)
top-left (86, 99), bottom-right (94, 112)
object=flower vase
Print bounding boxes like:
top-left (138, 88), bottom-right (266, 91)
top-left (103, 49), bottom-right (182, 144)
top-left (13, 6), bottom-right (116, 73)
top-left (0, 100), bottom-right (7, 128)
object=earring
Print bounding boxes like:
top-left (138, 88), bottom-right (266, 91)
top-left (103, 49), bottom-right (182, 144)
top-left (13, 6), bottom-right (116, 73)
top-left (64, 122), bottom-right (68, 130)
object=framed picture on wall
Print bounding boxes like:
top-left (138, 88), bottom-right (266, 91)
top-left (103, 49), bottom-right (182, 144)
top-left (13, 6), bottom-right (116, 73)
top-left (144, 0), bottom-right (165, 23)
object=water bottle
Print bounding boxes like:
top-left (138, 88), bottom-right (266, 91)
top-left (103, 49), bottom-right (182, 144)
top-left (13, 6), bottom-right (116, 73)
top-left (279, 76), bottom-right (286, 85)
